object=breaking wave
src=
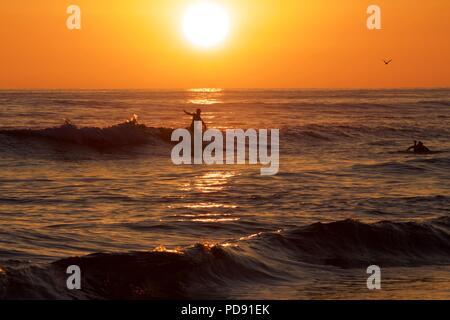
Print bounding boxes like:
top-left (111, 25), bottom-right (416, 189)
top-left (0, 120), bottom-right (174, 150)
top-left (1, 218), bottom-right (448, 299)
top-left (1, 119), bottom-right (449, 150)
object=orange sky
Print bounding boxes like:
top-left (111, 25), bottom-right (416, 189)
top-left (1, 0), bottom-right (449, 89)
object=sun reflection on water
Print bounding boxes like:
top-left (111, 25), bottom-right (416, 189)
top-left (192, 217), bottom-right (240, 223)
top-left (189, 98), bottom-right (221, 105)
top-left (187, 88), bottom-right (224, 105)
top-left (180, 171), bottom-right (237, 193)
top-left (153, 245), bottom-right (183, 254)
top-left (187, 88), bottom-right (223, 93)
top-left (186, 203), bottom-right (237, 209)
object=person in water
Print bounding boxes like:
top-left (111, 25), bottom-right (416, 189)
top-left (406, 140), bottom-right (431, 153)
top-left (406, 140), bottom-right (418, 152)
top-left (184, 109), bottom-right (207, 131)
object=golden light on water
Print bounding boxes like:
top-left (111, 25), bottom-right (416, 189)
top-left (187, 88), bottom-right (223, 93)
top-left (188, 98), bottom-right (221, 105)
top-left (192, 217), bottom-right (240, 223)
top-left (180, 171), bottom-right (236, 193)
top-left (153, 246), bottom-right (182, 254)
top-left (175, 172), bottom-right (239, 224)
top-left (184, 203), bottom-right (237, 209)
top-left (187, 88), bottom-right (224, 105)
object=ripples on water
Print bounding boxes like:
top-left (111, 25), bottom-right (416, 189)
top-left (0, 89), bottom-right (449, 299)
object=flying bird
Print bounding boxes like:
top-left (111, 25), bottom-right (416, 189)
top-left (383, 59), bottom-right (392, 65)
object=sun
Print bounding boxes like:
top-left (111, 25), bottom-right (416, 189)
top-left (182, 3), bottom-right (230, 48)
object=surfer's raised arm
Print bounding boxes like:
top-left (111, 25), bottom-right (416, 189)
top-left (406, 141), bottom-right (417, 152)
top-left (185, 108), bottom-right (207, 131)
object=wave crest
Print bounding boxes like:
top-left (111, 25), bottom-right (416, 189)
top-left (255, 218), bottom-right (450, 268)
top-left (0, 120), bottom-right (174, 149)
top-left (1, 218), bottom-right (448, 299)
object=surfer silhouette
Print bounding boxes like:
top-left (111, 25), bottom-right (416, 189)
top-left (406, 140), bottom-right (431, 153)
top-left (416, 141), bottom-right (431, 153)
top-left (62, 118), bottom-right (76, 128)
top-left (406, 140), bottom-right (418, 152)
top-left (184, 109), bottom-right (207, 131)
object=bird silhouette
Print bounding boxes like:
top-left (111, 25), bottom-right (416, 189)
top-left (383, 59), bottom-right (392, 65)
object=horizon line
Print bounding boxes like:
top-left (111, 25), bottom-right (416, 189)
top-left (0, 86), bottom-right (449, 91)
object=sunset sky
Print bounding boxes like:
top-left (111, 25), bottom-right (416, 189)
top-left (1, 0), bottom-right (449, 89)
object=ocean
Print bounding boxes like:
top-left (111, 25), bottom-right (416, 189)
top-left (0, 88), bottom-right (449, 299)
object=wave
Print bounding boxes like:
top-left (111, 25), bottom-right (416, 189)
top-left (1, 218), bottom-right (448, 299)
top-left (1, 117), bottom-right (449, 157)
top-left (0, 243), bottom-right (278, 299)
top-left (255, 218), bottom-right (450, 268)
top-left (352, 156), bottom-right (450, 174)
top-left (416, 100), bottom-right (450, 107)
top-left (352, 161), bottom-right (427, 174)
top-left (0, 121), bottom-right (174, 150)
top-left (283, 124), bottom-right (450, 145)
top-left (2, 119), bottom-right (449, 148)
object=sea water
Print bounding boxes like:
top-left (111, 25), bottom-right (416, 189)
top-left (0, 88), bottom-right (449, 299)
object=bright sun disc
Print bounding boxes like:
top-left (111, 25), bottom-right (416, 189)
top-left (182, 3), bottom-right (230, 48)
